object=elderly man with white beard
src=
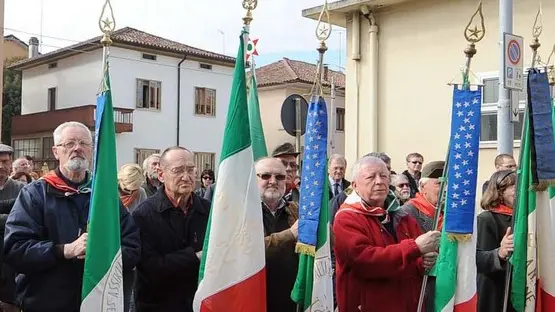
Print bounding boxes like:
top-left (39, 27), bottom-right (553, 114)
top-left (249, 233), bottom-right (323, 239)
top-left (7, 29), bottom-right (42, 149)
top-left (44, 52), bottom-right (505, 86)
top-left (3, 121), bottom-right (141, 312)
top-left (255, 157), bottom-right (299, 312)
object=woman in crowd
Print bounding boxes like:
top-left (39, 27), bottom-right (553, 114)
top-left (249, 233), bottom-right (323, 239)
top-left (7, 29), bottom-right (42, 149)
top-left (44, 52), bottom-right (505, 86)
top-left (118, 164), bottom-right (147, 213)
top-left (476, 170), bottom-right (516, 312)
top-left (195, 169), bottom-right (214, 198)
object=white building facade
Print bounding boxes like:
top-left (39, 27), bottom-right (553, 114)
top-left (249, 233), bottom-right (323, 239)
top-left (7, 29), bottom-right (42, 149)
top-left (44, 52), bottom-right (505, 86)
top-left (11, 27), bottom-right (234, 173)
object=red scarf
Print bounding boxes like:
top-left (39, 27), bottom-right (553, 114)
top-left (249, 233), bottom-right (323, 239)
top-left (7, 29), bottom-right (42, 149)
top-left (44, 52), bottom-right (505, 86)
top-left (338, 192), bottom-right (390, 223)
top-left (490, 204), bottom-right (513, 216)
top-left (120, 190), bottom-right (139, 209)
top-left (286, 182), bottom-right (297, 193)
top-left (407, 193), bottom-right (443, 230)
top-left (41, 170), bottom-right (83, 194)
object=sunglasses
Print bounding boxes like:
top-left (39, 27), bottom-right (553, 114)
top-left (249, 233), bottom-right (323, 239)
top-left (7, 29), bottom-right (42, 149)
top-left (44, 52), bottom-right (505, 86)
top-left (397, 183), bottom-right (410, 188)
top-left (257, 173), bottom-right (286, 181)
top-left (410, 161), bottom-right (423, 165)
top-left (202, 176), bottom-right (213, 180)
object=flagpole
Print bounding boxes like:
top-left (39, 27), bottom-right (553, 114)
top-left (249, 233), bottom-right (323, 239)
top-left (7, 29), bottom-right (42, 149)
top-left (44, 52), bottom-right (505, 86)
top-left (98, 0), bottom-right (116, 90)
top-left (501, 6), bottom-right (542, 311)
top-left (416, 3), bottom-right (485, 312)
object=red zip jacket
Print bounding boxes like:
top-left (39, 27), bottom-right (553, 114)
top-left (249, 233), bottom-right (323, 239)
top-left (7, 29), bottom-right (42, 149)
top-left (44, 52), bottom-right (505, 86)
top-left (333, 208), bottom-right (425, 312)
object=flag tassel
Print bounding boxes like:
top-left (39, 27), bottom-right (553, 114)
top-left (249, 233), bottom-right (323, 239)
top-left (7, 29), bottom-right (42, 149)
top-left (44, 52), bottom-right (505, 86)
top-left (295, 243), bottom-right (316, 257)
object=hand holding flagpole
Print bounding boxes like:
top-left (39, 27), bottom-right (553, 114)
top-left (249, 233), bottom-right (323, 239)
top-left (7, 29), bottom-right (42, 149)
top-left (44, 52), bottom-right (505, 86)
top-left (416, 3), bottom-right (485, 312)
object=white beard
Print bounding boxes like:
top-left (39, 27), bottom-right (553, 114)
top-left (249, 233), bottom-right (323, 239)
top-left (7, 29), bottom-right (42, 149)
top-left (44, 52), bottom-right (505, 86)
top-left (66, 158), bottom-right (89, 172)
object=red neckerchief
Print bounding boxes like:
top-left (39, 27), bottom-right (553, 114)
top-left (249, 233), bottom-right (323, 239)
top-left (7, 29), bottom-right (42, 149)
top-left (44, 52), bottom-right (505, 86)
top-left (337, 192), bottom-right (389, 223)
top-left (286, 182), bottom-right (296, 193)
top-left (407, 193), bottom-right (443, 230)
top-left (490, 204), bottom-right (513, 216)
top-left (41, 170), bottom-right (81, 194)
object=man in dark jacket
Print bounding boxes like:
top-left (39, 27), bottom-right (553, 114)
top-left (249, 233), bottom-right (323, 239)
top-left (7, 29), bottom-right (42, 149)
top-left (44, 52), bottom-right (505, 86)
top-left (327, 154), bottom-right (350, 199)
top-left (3, 121), bottom-right (141, 312)
top-left (132, 146), bottom-right (210, 312)
top-left (0, 144), bottom-right (24, 312)
top-left (256, 157), bottom-right (299, 312)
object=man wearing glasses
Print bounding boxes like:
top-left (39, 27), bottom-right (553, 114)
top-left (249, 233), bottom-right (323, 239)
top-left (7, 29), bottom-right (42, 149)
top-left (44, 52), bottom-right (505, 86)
top-left (132, 146), bottom-right (211, 312)
top-left (4, 121), bottom-right (140, 312)
top-left (255, 157), bottom-right (299, 312)
top-left (402, 152), bottom-right (424, 198)
top-left (271, 143), bottom-right (300, 203)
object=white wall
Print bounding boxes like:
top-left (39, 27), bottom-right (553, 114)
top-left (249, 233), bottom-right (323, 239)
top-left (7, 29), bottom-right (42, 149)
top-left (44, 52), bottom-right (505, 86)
top-left (19, 47), bottom-right (234, 169)
top-left (21, 50), bottom-right (103, 114)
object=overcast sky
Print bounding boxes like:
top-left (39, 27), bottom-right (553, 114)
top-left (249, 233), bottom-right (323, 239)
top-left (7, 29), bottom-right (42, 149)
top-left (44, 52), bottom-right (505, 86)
top-left (4, 0), bottom-right (346, 68)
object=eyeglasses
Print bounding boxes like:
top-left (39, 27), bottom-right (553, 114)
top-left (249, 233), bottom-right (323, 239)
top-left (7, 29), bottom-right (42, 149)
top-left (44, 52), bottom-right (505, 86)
top-left (257, 173), bottom-right (286, 181)
top-left (397, 183), bottom-right (410, 188)
top-left (410, 161), bottom-right (423, 165)
top-left (202, 176), bottom-right (213, 180)
top-left (56, 140), bottom-right (92, 150)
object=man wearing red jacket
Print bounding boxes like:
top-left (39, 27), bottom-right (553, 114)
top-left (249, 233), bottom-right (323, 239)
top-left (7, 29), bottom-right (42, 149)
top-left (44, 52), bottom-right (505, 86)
top-left (333, 155), bottom-right (440, 312)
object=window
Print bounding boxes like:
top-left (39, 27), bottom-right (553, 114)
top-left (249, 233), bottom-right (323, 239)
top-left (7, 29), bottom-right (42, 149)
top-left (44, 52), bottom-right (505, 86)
top-left (135, 148), bottom-right (160, 166)
top-left (142, 53), bottom-right (157, 61)
top-left (200, 63), bottom-right (213, 70)
top-left (136, 79), bottom-right (162, 110)
top-left (336, 107), bottom-right (345, 131)
top-left (12, 138), bottom-right (41, 159)
top-left (194, 152), bottom-right (216, 178)
top-left (480, 76), bottom-right (529, 143)
top-left (195, 87), bottom-right (216, 116)
top-left (47, 87), bottom-right (56, 111)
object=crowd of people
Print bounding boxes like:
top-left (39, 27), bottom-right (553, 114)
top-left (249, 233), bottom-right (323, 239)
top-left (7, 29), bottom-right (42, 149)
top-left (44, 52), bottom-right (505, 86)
top-left (0, 120), bottom-right (518, 312)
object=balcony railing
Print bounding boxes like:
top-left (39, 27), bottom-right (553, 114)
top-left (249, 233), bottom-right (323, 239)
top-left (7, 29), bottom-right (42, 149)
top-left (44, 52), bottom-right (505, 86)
top-left (12, 105), bottom-right (134, 136)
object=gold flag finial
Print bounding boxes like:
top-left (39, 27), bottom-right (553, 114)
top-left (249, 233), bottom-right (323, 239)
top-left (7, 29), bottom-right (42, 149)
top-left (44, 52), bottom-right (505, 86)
top-left (464, 2), bottom-right (486, 44)
top-left (242, 0), bottom-right (258, 26)
top-left (315, 0), bottom-right (332, 43)
top-left (530, 3), bottom-right (543, 67)
top-left (99, 0), bottom-right (116, 47)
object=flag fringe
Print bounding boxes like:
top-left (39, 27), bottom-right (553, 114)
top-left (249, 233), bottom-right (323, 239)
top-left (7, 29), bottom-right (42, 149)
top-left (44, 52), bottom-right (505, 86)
top-left (530, 179), bottom-right (555, 191)
top-left (295, 243), bottom-right (316, 256)
top-left (447, 233), bottom-right (472, 242)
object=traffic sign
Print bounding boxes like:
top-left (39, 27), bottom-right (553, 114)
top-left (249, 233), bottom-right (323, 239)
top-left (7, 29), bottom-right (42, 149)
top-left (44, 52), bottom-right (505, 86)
top-left (503, 33), bottom-right (524, 91)
top-left (280, 94), bottom-right (308, 137)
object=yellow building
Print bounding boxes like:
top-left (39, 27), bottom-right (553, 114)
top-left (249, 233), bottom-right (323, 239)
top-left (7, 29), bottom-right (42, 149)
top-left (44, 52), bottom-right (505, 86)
top-left (254, 58), bottom-right (346, 155)
top-left (303, 0), bottom-right (555, 187)
top-left (4, 34), bottom-right (28, 60)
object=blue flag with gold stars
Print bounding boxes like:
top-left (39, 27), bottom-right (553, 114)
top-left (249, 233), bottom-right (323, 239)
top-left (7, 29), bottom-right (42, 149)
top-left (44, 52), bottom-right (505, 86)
top-left (444, 87), bottom-right (481, 234)
top-left (296, 95), bottom-right (328, 255)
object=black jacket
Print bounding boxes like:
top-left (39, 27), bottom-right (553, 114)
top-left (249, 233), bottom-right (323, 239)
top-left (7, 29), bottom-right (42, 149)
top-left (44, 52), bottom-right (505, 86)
top-left (132, 188), bottom-right (210, 312)
top-left (3, 177), bottom-right (141, 312)
top-left (0, 198), bottom-right (18, 305)
top-left (402, 170), bottom-right (420, 198)
top-left (476, 211), bottom-right (515, 312)
top-left (327, 178), bottom-right (351, 200)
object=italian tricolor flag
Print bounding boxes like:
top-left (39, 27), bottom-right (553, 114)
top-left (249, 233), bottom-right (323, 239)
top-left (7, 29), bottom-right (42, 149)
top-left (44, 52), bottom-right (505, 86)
top-left (510, 103), bottom-right (555, 312)
top-left (192, 30), bottom-right (266, 312)
top-left (434, 219), bottom-right (478, 312)
top-left (81, 64), bottom-right (123, 311)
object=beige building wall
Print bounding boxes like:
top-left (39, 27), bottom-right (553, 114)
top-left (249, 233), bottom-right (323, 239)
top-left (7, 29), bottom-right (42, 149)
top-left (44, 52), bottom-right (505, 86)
top-left (258, 83), bottom-right (346, 156)
top-left (4, 39), bottom-right (28, 60)
top-left (341, 0), bottom-right (554, 187)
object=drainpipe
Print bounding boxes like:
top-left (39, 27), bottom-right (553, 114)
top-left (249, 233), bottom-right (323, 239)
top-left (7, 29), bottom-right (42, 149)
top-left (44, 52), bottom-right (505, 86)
top-left (177, 55), bottom-right (187, 145)
top-left (361, 7), bottom-right (379, 152)
top-left (351, 11), bottom-right (361, 160)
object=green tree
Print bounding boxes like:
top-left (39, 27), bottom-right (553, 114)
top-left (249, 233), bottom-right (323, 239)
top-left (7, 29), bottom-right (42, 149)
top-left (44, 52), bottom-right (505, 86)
top-left (2, 57), bottom-right (24, 145)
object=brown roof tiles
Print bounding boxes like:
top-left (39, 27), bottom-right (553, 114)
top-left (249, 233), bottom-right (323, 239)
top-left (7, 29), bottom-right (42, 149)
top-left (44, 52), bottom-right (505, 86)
top-left (254, 58), bottom-right (345, 88)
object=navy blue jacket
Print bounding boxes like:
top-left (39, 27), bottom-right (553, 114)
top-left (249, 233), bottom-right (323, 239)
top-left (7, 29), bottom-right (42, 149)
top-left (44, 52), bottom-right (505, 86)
top-left (132, 188), bottom-right (210, 312)
top-left (3, 175), bottom-right (141, 312)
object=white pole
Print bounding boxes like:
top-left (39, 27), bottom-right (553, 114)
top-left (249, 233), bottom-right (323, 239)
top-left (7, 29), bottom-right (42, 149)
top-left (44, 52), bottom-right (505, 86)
top-left (497, 0), bottom-right (514, 155)
top-left (329, 76), bottom-right (336, 155)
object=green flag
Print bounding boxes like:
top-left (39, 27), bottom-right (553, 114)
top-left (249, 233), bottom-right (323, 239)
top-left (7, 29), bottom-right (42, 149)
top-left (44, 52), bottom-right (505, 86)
top-left (247, 66), bottom-right (267, 160)
top-left (81, 64), bottom-right (123, 311)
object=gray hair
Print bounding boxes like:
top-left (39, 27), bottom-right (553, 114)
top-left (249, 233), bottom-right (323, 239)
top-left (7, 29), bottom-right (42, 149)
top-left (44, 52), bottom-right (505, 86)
top-left (351, 155), bottom-right (389, 181)
top-left (12, 158), bottom-right (28, 171)
top-left (53, 121), bottom-right (92, 145)
top-left (419, 177), bottom-right (431, 188)
top-left (391, 174), bottom-right (408, 186)
top-left (142, 153), bottom-right (161, 175)
top-left (328, 154), bottom-right (347, 167)
top-left (364, 152), bottom-right (391, 164)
